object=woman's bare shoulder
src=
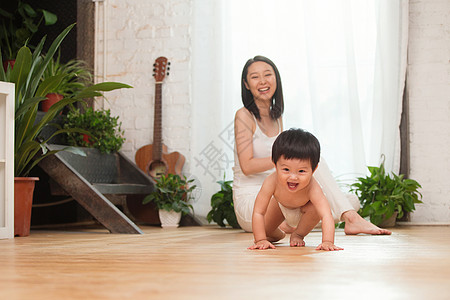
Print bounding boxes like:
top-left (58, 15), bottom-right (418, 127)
top-left (235, 107), bottom-right (255, 128)
top-left (235, 107), bottom-right (252, 119)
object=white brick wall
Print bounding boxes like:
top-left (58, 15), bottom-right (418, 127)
top-left (96, 0), bottom-right (193, 171)
top-left (408, 0), bottom-right (450, 223)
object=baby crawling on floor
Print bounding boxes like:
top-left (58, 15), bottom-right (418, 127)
top-left (249, 128), bottom-right (343, 251)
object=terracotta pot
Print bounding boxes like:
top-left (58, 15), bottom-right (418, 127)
top-left (14, 177), bottom-right (39, 237)
top-left (41, 93), bottom-right (63, 112)
top-left (158, 210), bottom-right (181, 228)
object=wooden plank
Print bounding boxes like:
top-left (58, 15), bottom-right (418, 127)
top-left (38, 153), bottom-right (143, 234)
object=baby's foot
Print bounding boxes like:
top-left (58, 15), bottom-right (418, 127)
top-left (343, 210), bottom-right (392, 235)
top-left (290, 233), bottom-right (305, 247)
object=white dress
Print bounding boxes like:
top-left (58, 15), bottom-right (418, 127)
top-left (232, 117), bottom-right (360, 232)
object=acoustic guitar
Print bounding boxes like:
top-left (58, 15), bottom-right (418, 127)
top-left (135, 56), bottom-right (185, 178)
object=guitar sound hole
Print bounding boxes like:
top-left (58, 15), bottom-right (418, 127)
top-left (148, 160), bottom-right (167, 178)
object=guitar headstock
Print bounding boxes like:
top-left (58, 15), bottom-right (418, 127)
top-left (153, 56), bottom-right (170, 82)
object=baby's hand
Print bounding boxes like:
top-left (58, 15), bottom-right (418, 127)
top-left (316, 241), bottom-right (343, 251)
top-left (248, 239), bottom-right (276, 250)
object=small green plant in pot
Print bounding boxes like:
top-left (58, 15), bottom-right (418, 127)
top-left (63, 107), bottom-right (125, 154)
top-left (39, 52), bottom-right (92, 111)
top-left (350, 157), bottom-right (423, 227)
top-left (207, 179), bottom-right (240, 229)
top-left (41, 52), bottom-right (92, 97)
top-left (143, 174), bottom-right (196, 228)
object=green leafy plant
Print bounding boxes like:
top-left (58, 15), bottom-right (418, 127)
top-left (143, 174), bottom-right (196, 215)
top-left (2, 24), bottom-right (84, 177)
top-left (63, 107), bottom-right (125, 154)
top-left (0, 23), bottom-right (132, 177)
top-left (41, 52), bottom-right (92, 97)
top-left (350, 158), bottom-right (423, 226)
top-left (207, 179), bottom-right (240, 229)
top-left (0, 1), bottom-right (57, 60)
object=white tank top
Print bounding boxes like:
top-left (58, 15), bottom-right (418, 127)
top-left (233, 116), bottom-right (280, 188)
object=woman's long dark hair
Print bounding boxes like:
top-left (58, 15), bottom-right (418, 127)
top-left (241, 55), bottom-right (284, 121)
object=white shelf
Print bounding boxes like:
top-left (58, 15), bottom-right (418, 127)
top-left (0, 81), bottom-right (15, 239)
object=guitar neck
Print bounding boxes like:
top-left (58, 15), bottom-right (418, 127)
top-left (152, 82), bottom-right (163, 160)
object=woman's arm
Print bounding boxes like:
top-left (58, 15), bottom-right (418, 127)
top-left (234, 108), bottom-right (275, 175)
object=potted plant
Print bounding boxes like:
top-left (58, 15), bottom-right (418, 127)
top-left (0, 1), bottom-right (57, 67)
top-left (40, 52), bottom-right (92, 112)
top-left (350, 157), bottom-right (423, 227)
top-left (207, 179), bottom-right (240, 229)
top-left (143, 174), bottom-right (196, 228)
top-left (0, 24), bottom-right (132, 236)
top-left (2, 24), bottom-right (82, 236)
top-left (63, 107), bottom-right (125, 154)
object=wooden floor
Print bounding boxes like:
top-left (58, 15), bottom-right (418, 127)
top-left (0, 225), bottom-right (449, 300)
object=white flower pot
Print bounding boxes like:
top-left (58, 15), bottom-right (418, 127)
top-left (158, 210), bottom-right (182, 228)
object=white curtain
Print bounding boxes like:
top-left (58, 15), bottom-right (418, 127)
top-left (190, 0), bottom-right (408, 218)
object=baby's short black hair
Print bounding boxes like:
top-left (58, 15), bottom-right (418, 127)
top-left (272, 128), bottom-right (321, 170)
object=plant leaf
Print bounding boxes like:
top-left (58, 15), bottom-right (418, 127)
top-left (10, 46), bottom-right (32, 102)
top-left (41, 9), bottom-right (57, 25)
top-left (74, 82), bottom-right (132, 99)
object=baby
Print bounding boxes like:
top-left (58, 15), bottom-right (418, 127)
top-left (249, 128), bottom-right (343, 251)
